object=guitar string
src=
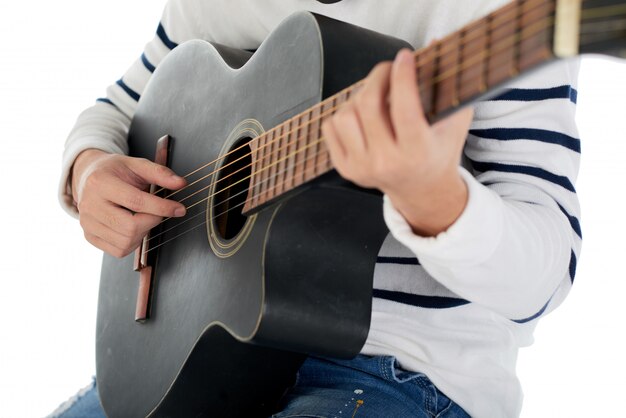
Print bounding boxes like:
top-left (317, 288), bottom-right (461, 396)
top-left (153, 0), bottom-right (553, 200)
top-left (144, 6), bottom-right (626, 256)
top-left (142, 4), bottom-right (622, 252)
top-left (153, 6), bottom-right (557, 216)
top-left (580, 3), bottom-right (626, 20)
top-left (154, 2), bottom-right (557, 214)
top-left (151, 139), bottom-right (327, 244)
top-left (167, 121), bottom-right (328, 208)
top-left (153, 0), bottom-right (620, 206)
top-left (142, 8), bottom-right (560, 248)
top-left (146, 149), bottom-right (327, 249)
top-left (179, 139), bottom-right (323, 214)
top-left (164, 0), bottom-right (618, 218)
top-left (145, 153), bottom-right (334, 254)
top-left (144, 9), bottom-right (546, 251)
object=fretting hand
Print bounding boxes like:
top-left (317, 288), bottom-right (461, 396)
top-left (322, 49), bottom-right (474, 237)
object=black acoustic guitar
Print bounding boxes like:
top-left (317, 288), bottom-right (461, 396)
top-left (95, 1), bottom-right (626, 416)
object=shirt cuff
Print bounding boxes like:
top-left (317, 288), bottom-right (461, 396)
top-left (382, 166), bottom-right (504, 266)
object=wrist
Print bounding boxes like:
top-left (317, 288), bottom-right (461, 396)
top-left (387, 171), bottom-right (468, 237)
top-left (70, 149), bottom-right (108, 204)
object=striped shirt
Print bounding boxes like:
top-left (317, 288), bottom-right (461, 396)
top-left (58, 1), bottom-right (581, 416)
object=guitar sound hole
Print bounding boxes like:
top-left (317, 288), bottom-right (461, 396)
top-left (213, 137), bottom-right (252, 240)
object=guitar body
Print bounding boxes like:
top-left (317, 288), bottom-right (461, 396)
top-left (96, 12), bottom-right (409, 418)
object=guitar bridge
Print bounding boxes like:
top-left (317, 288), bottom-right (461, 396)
top-left (134, 134), bottom-right (171, 322)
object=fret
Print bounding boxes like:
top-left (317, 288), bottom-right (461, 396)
top-left (459, 19), bottom-right (488, 101)
top-left (320, 141), bottom-right (332, 172)
top-left (277, 121), bottom-right (289, 196)
top-left (311, 100), bottom-right (334, 177)
top-left (315, 99), bottom-right (334, 176)
top-left (482, 13), bottom-right (492, 95)
top-left (250, 134), bottom-right (265, 209)
top-left (305, 104), bottom-right (322, 182)
top-left (336, 88), bottom-right (350, 107)
top-left (434, 33), bottom-right (459, 113)
top-left (301, 108), bottom-right (315, 183)
top-left (249, 136), bottom-right (263, 209)
top-left (430, 42), bottom-right (442, 117)
top-left (266, 127), bottom-right (278, 202)
top-left (260, 133), bottom-right (272, 204)
top-left (331, 93), bottom-right (340, 115)
top-left (453, 27), bottom-right (465, 103)
top-left (285, 115), bottom-right (298, 190)
top-left (487, 3), bottom-right (518, 87)
top-left (293, 111), bottom-right (307, 188)
top-left (243, 0), bottom-right (573, 214)
top-left (513, 0), bottom-right (523, 76)
top-left (519, 0), bottom-right (555, 70)
top-left (417, 45), bottom-right (436, 118)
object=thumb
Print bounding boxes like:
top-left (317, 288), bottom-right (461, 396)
top-left (433, 106), bottom-right (474, 150)
top-left (126, 157), bottom-right (187, 191)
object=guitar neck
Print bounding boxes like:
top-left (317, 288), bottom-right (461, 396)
top-left (243, 0), bottom-right (626, 213)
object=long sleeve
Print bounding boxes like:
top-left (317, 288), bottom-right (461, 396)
top-left (58, 1), bottom-right (580, 415)
top-left (58, 0), bottom-right (203, 217)
top-left (384, 59), bottom-right (581, 322)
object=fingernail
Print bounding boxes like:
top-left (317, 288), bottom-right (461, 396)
top-left (175, 206), bottom-right (186, 217)
top-left (396, 49), bottom-right (412, 64)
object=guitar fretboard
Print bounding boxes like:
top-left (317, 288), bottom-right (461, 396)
top-left (243, 0), bottom-right (562, 213)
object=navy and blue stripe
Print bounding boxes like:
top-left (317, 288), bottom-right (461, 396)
top-left (377, 256), bottom-right (420, 265)
top-left (469, 128), bottom-right (581, 153)
top-left (373, 289), bottom-right (470, 309)
top-left (512, 250), bottom-right (577, 323)
top-left (557, 202), bottom-right (582, 239)
top-left (492, 85), bottom-right (578, 104)
top-left (470, 160), bottom-right (576, 193)
top-left (511, 298), bottom-right (551, 324)
top-left (141, 53), bottom-right (156, 73)
top-left (115, 79), bottom-right (140, 102)
top-left (569, 250), bottom-right (578, 283)
top-left (156, 22), bottom-right (179, 50)
top-left (103, 22), bottom-right (170, 104)
top-left (96, 97), bottom-right (115, 107)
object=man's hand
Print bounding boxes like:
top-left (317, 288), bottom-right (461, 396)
top-left (71, 149), bottom-right (187, 257)
top-left (322, 49), bottom-right (474, 237)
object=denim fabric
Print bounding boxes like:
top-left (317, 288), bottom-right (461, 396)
top-left (50, 356), bottom-right (469, 418)
top-left (272, 355), bottom-right (470, 418)
top-left (47, 378), bottom-right (106, 418)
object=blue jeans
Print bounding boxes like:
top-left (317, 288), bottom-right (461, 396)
top-left (46, 378), bottom-right (106, 418)
top-left (49, 355), bottom-right (469, 418)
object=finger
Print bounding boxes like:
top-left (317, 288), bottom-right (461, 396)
top-left (126, 157), bottom-right (187, 191)
top-left (83, 230), bottom-right (119, 256)
top-left (81, 213), bottom-right (144, 255)
top-left (322, 117), bottom-right (347, 160)
top-left (389, 49), bottom-right (427, 142)
top-left (99, 176), bottom-right (186, 218)
top-left (354, 62), bottom-right (395, 148)
top-left (82, 202), bottom-right (162, 238)
top-left (329, 102), bottom-right (368, 154)
top-left (322, 121), bottom-right (367, 187)
top-left (84, 231), bottom-right (138, 259)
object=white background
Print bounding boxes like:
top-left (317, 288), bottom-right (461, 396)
top-left (0, 1), bottom-right (624, 417)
